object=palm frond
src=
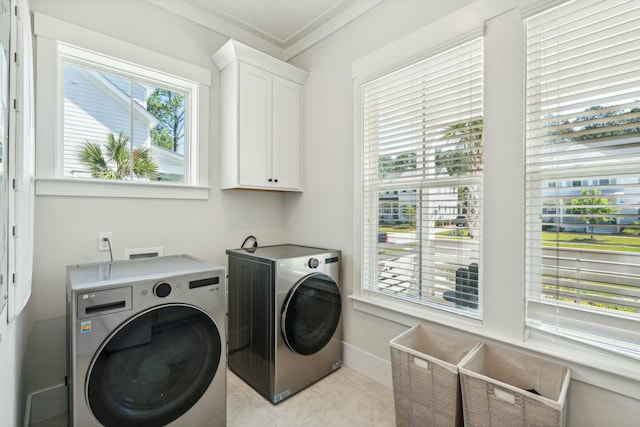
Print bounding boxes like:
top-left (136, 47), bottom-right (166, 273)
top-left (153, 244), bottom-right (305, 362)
top-left (105, 132), bottom-right (131, 179)
top-left (78, 142), bottom-right (109, 177)
top-left (133, 146), bottom-right (159, 180)
top-left (77, 132), bottom-right (160, 181)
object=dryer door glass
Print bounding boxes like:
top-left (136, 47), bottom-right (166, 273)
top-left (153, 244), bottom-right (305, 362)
top-left (86, 304), bottom-right (221, 427)
top-left (282, 273), bottom-right (341, 355)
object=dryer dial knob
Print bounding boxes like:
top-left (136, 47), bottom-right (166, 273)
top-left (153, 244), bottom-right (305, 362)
top-left (308, 258), bottom-right (319, 269)
top-left (154, 282), bottom-right (172, 298)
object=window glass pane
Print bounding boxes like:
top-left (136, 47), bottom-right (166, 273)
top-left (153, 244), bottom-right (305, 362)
top-left (64, 63), bottom-right (132, 179)
top-left (63, 61), bottom-right (186, 183)
top-left (145, 86), bottom-right (186, 183)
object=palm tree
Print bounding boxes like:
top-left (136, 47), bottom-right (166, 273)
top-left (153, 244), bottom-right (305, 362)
top-left (78, 132), bottom-right (159, 180)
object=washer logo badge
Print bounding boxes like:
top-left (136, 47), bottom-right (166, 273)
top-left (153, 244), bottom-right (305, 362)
top-left (80, 321), bottom-right (92, 334)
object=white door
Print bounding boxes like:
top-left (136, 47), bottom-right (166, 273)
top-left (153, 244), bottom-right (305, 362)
top-left (238, 62), bottom-right (272, 188)
top-left (272, 76), bottom-right (302, 190)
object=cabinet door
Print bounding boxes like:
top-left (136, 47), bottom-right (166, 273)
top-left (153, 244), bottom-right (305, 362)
top-left (271, 76), bottom-right (302, 190)
top-left (238, 62), bottom-right (272, 188)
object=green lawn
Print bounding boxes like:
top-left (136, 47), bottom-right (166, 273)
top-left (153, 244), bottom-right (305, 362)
top-left (379, 227), bottom-right (640, 252)
top-left (379, 226), bottom-right (415, 232)
top-left (542, 232), bottom-right (640, 253)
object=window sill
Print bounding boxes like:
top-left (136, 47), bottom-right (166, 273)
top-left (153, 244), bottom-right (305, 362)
top-left (350, 293), bottom-right (640, 400)
top-left (351, 290), bottom-right (482, 326)
top-left (35, 178), bottom-right (209, 200)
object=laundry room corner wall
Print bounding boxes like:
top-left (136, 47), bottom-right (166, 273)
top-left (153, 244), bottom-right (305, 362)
top-left (24, 0), bottom-right (290, 401)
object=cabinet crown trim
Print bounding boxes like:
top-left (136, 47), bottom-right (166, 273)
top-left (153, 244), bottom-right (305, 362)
top-left (212, 39), bottom-right (308, 84)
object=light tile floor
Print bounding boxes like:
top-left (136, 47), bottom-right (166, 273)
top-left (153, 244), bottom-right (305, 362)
top-left (228, 366), bottom-right (396, 427)
top-left (31, 366), bottom-right (396, 426)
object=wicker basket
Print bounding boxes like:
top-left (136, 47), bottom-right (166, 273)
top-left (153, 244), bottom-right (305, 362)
top-left (459, 343), bottom-right (570, 427)
top-left (390, 324), bottom-right (481, 427)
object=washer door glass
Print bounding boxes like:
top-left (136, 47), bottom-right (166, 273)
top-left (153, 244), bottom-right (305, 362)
top-left (282, 273), bottom-right (341, 355)
top-left (87, 304), bottom-right (221, 427)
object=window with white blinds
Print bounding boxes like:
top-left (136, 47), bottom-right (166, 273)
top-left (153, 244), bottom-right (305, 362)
top-left (361, 36), bottom-right (483, 316)
top-left (525, 0), bottom-right (640, 357)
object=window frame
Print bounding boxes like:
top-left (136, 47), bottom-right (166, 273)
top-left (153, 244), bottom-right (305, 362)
top-left (33, 12), bottom-right (210, 199)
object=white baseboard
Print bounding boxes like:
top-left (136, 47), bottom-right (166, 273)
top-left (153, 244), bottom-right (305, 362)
top-left (343, 342), bottom-right (392, 388)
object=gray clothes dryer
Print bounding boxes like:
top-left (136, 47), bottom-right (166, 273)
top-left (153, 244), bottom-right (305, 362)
top-left (67, 255), bottom-right (226, 427)
top-left (226, 244), bottom-right (342, 404)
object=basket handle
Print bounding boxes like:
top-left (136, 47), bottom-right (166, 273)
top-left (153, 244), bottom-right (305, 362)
top-left (412, 356), bottom-right (430, 370)
top-left (488, 384), bottom-right (521, 405)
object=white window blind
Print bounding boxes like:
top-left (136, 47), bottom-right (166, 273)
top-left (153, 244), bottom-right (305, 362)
top-left (525, 0), bottom-right (640, 357)
top-left (361, 36), bottom-right (483, 316)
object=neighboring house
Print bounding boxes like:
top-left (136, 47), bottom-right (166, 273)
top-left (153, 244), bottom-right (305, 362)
top-left (63, 64), bottom-right (184, 180)
top-left (379, 188), bottom-right (418, 225)
top-left (378, 167), bottom-right (470, 226)
top-left (379, 187), bottom-right (461, 224)
top-left (542, 177), bottom-right (640, 233)
top-left (149, 144), bottom-right (185, 182)
top-left (539, 139), bottom-right (640, 233)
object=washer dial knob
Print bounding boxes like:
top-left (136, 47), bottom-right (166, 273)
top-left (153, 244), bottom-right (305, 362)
top-left (308, 258), bottom-right (319, 269)
top-left (154, 282), bottom-right (172, 298)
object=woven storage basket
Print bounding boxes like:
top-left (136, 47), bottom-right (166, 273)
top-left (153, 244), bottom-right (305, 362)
top-left (390, 324), bottom-right (481, 427)
top-left (459, 343), bottom-right (570, 427)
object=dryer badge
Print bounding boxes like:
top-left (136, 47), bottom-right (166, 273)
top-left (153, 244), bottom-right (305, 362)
top-left (80, 321), bottom-right (92, 334)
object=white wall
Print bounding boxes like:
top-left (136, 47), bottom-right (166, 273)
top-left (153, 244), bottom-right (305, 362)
top-left (286, 1), bottom-right (640, 426)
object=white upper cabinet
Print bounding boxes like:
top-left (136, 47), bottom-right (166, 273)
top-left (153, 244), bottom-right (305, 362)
top-left (212, 40), bottom-right (308, 191)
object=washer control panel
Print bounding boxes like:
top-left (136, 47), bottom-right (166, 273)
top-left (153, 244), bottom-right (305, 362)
top-left (77, 286), bottom-right (132, 320)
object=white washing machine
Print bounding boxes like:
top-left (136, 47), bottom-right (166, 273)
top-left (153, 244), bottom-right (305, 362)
top-left (67, 255), bottom-right (226, 427)
top-left (226, 245), bottom-right (342, 404)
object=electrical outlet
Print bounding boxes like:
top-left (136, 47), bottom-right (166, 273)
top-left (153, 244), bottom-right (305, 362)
top-left (98, 232), bottom-right (112, 251)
